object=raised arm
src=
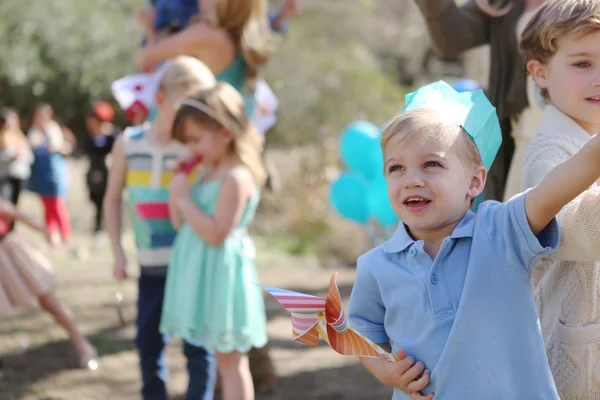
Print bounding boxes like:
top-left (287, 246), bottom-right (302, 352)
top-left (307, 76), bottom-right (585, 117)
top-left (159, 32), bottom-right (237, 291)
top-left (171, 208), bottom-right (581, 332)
top-left (524, 144), bottom-right (600, 261)
top-left (138, 22), bottom-right (231, 71)
top-left (525, 134), bottom-right (600, 235)
top-left (269, 0), bottom-right (298, 34)
top-left (413, 0), bottom-right (490, 57)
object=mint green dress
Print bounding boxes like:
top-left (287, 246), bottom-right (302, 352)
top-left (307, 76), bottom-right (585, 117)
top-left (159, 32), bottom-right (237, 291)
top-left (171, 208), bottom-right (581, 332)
top-left (160, 169), bottom-right (267, 352)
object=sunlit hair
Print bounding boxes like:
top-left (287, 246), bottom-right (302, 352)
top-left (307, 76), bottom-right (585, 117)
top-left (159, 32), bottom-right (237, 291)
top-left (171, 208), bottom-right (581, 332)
top-left (381, 108), bottom-right (482, 169)
top-left (157, 56), bottom-right (217, 98)
top-left (171, 82), bottom-right (267, 186)
top-left (475, 0), bottom-right (514, 17)
top-left (0, 108), bottom-right (27, 149)
top-left (521, 0), bottom-right (600, 64)
top-left (520, 0), bottom-right (600, 99)
top-left (197, 0), bottom-right (275, 90)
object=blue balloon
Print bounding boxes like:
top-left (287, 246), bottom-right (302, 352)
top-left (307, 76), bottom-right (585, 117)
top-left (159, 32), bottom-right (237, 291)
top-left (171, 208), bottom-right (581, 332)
top-left (451, 78), bottom-right (480, 93)
top-left (329, 172), bottom-right (369, 224)
top-left (339, 121), bottom-right (383, 181)
top-left (366, 177), bottom-right (398, 227)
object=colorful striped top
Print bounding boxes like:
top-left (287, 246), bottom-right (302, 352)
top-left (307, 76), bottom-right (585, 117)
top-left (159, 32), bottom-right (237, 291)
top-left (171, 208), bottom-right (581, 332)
top-left (123, 124), bottom-right (195, 275)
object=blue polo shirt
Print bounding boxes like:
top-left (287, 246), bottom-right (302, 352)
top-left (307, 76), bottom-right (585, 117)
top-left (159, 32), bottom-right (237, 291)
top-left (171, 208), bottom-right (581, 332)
top-left (348, 192), bottom-right (560, 399)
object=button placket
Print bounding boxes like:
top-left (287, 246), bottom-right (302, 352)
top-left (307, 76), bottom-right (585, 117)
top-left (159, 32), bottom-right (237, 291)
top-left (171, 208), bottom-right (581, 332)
top-left (406, 245), bottom-right (435, 313)
top-left (428, 243), bottom-right (455, 320)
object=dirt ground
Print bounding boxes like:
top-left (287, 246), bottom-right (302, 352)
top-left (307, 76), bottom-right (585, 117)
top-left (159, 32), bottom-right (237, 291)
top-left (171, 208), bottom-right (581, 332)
top-left (0, 158), bottom-right (391, 400)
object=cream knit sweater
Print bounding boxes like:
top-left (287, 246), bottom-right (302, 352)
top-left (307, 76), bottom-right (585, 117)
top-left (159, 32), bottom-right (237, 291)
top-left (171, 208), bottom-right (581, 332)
top-left (523, 105), bottom-right (600, 400)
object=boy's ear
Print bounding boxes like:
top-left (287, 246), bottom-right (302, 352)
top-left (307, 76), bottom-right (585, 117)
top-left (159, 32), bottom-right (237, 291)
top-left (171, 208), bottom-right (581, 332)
top-left (468, 165), bottom-right (487, 201)
top-left (527, 60), bottom-right (549, 90)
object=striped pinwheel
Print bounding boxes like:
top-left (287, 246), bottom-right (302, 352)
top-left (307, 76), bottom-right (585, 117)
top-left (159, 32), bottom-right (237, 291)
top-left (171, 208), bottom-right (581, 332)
top-left (263, 273), bottom-right (396, 361)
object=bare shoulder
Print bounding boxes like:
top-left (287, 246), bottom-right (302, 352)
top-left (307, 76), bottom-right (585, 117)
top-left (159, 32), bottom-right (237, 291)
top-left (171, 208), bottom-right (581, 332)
top-left (223, 165), bottom-right (256, 196)
top-left (188, 21), bottom-right (232, 46)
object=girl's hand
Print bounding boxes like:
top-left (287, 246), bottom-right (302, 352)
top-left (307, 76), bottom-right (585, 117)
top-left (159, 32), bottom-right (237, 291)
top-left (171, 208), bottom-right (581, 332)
top-left (386, 349), bottom-right (433, 399)
top-left (169, 172), bottom-right (190, 201)
top-left (173, 156), bottom-right (203, 175)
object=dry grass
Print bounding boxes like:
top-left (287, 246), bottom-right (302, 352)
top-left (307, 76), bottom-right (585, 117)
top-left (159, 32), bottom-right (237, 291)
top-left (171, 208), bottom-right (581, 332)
top-left (0, 153), bottom-right (389, 399)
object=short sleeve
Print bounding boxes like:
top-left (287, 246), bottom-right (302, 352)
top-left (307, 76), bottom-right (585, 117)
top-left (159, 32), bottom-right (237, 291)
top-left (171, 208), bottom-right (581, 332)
top-left (480, 191), bottom-right (560, 273)
top-left (347, 253), bottom-right (389, 345)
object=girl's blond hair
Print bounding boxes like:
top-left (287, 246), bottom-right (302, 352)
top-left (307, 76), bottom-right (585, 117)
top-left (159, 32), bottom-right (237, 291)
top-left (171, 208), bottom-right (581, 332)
top-left (172, 82), bottom-right (267, 186)
top-left (157, 56), bottom-right (217, 97)
top-left (475, 0), bottom-right (514, 17)
top-left (201, 0), bottom-right (274, 90)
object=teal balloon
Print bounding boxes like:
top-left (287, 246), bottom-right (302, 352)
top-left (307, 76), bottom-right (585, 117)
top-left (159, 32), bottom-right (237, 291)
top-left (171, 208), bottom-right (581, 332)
top-left (339, 120), bottom-right (383, 180)
top-left (330, 172), bottom-right (369, 224)
top-left (367, 177), bottom-right (398, 226)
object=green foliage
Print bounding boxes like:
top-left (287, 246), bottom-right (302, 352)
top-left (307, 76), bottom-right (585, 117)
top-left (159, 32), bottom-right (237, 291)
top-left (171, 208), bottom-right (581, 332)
top-left (0, 0), bottom-right (436, 142)
top-left (264, 0), bottom-right (412, 145)
top-left (0, 0), bottom-right (144, 129)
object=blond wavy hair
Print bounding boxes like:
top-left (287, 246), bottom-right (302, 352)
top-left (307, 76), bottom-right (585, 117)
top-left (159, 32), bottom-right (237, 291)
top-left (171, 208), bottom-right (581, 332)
top-left (200, 0), bottom-right (274, 90)
top-left (158, 56), bottom-right (217, 98)
top-left (475, 0), bottom-right (514, 17)
top-left (520, 0), bottom-right (600, 98)
top-left (172, 82), bottom-right (267, 186)
top-left (521, 0), bottom-right (600, 64)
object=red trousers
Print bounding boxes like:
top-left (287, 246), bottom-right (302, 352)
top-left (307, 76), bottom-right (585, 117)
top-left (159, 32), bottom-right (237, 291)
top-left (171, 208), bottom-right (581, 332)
top-left (41, 196), bottom-right (71, 242)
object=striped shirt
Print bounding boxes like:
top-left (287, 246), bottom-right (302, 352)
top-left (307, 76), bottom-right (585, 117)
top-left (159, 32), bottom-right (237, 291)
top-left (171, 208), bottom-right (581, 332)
top-left (123, 124), bottom-right (194, 275)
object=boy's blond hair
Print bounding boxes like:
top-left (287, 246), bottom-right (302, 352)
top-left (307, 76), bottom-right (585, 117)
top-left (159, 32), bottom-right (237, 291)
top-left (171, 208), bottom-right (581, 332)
top-left (381, 108), bottom-right (482, 169)
top-left (520, 0), bottom-right (600, 97)
top-left (158, 56), bottom-right (216, 98)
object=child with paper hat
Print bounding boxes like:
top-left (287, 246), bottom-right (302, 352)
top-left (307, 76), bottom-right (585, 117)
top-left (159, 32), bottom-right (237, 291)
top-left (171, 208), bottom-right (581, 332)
top-left (345, 79), bottom-right (600, 399)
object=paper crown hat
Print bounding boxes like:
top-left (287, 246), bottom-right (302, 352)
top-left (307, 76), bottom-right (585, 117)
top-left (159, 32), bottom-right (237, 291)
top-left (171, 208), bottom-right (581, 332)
top-left (402, 80), bottom-right (502, 170)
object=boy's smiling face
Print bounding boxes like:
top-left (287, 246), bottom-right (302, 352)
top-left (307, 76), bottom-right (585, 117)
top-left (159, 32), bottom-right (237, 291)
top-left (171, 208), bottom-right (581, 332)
top-left (383, 122), bottom-right (486, 241)
top-left (528, 30), bottom-right (600, 134)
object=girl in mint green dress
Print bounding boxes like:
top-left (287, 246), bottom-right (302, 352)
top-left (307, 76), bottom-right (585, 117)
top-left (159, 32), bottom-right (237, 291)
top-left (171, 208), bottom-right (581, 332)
top-left (162, 81), bottom-right (268, 399)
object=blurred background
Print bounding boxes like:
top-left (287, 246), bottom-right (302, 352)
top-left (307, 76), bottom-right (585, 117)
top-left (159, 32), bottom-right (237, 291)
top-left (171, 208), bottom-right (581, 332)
top-left (0, 0), bottom-right (488, 399)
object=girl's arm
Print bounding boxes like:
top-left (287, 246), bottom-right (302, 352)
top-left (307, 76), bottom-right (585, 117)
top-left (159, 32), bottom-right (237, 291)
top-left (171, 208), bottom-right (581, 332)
top-left (176, 167), bottom-right (251, 247)
top-left (138, 22), bottom-right (230, 71)
top-left (525, 134), bottom-right (600, 235)
top-left (103, 136), bottom-right (128, 264)
top-left (0, 199), bottom-right (47, 236)
top-left (168, 192), bottom-right (184, 230)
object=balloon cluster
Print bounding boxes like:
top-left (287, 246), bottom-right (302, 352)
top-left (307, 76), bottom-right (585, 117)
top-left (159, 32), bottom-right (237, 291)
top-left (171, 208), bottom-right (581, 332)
top-left (329, 121), bottom-right (398, 227)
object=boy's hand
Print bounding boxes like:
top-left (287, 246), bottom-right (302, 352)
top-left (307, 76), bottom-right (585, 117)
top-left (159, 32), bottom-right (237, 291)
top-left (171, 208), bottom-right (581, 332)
top-left (113, 253), bottom-right (128, 281)
top-left (386, 349), bottom-right (434, 399)
top-left (280, 0), bottom-right (299, 20)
